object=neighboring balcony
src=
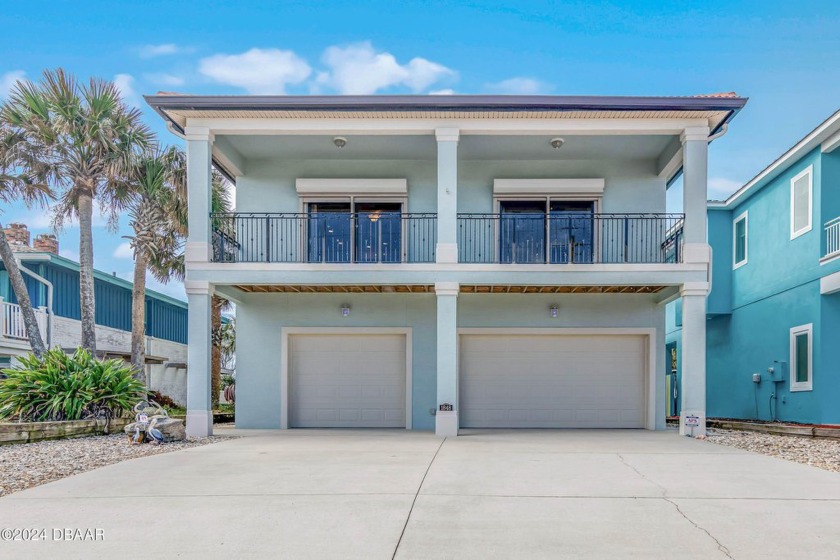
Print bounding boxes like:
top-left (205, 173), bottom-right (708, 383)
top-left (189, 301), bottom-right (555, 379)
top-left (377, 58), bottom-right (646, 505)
top-left (210, 212), bottom-right (684, 265)
top-left (826, 217), bottom-right (840, 259)
top-left (1, 300), bottom-right (48, 341)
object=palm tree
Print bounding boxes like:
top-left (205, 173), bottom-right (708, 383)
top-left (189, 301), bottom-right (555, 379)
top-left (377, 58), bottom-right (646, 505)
top-left (3, 69), bottom-right (152, 354)
top-left (123, 147), bottom-right (185, 379)
top-left (0, 121), bottom-right (54, 357)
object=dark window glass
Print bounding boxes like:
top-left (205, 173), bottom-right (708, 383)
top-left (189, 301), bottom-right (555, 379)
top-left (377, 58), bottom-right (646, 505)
top-left (795, 332), bottom-right (809, 383)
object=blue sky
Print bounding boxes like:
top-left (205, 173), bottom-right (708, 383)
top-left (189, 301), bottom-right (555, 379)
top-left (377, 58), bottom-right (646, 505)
top-left (2, 0), bottom-right (839, 300)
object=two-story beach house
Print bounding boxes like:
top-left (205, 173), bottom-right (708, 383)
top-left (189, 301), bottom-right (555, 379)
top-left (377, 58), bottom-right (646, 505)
top-left (667, 110), bottom-right (840, 425)
top-left (146, 93), bottom-right (747, 437)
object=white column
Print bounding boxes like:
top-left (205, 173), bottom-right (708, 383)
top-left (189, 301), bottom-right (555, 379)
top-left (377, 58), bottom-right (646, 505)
top-left (681, 126), bottom-right (711, 262)
top-left (436, 128), bottom-right (459, 263)
top-left (185, 127), bottom-right (214, 263)
top-left (680, 282), bottom-right (708, 436)
top-left (435, 281), bottom-right (459, 437)
top-left (185, 280), bottom-right (213, 437)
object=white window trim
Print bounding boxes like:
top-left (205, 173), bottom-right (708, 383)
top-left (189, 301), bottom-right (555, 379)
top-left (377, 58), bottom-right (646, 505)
top-left (789, 323), bottom-right (813, 392)
top-left (790, 166), bottom-right (813, 240)
top-left (733, 210), bottom-right (748, 269)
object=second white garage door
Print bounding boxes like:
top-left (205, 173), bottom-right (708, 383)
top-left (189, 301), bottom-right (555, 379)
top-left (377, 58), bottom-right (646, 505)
top-left (288, 333), bottom-right (406, 428)
top-left (460, 333), bottom-right (646, 428)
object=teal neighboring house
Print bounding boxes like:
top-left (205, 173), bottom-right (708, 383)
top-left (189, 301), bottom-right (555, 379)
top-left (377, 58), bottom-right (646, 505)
top-left (667, 110), bottom-right (840, 425)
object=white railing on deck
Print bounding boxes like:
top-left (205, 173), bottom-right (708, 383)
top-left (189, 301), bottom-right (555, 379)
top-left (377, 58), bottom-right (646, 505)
top-left (1, 300), bottom-right (48, 340)
top-left (827, 217), bottom-right (840, 258)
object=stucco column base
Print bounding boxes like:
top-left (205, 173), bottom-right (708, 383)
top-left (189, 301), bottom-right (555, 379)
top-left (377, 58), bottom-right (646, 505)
top-left (679, 410), bottom-right (706, 437)
top-left (435, 410), bottom-right (458, 437)
top-left (186, 410), bottom-right (213, 438)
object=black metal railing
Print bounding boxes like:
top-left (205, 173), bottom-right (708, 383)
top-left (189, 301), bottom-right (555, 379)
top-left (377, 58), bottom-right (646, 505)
top-left (457, 213), bottom-right (684, 264)
top-left (211, 213), bottom-right (437, 263)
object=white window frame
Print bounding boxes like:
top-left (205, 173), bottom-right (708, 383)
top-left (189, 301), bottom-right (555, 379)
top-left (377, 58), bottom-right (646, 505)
top-left (733, 210), bottom-right (748, 269)
top-left (790, 166), bottom-right (813, 240)
top-left (789, 323), bottom-right (813, 392)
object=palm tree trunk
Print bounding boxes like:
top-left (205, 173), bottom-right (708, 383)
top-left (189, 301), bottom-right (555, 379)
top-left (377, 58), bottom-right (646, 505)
top-left (211, 295), bottom-right (223, 409)
top-left (77, 191), bottom-right (97, 353)
top-left (130, 249), bottom-right (148, 381)
top-left (0, 226), bottom-right (47, 358)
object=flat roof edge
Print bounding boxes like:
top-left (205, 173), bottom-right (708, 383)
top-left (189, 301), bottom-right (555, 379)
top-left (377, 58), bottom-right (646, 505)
top-left (144, 94), bottom-right (748, 113)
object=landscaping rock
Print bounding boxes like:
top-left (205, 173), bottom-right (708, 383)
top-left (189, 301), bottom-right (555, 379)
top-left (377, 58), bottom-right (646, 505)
top-left (151, 418), bottom-right (185, 442)
top-left (706, 428), bottom-right (840, 472)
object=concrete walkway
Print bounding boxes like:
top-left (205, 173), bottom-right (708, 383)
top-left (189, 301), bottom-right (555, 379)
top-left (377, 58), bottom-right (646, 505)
top-left (1, 428), bottom-right (838, 559)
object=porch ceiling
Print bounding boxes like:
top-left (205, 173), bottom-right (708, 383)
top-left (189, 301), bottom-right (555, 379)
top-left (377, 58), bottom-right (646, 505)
top-left (232, 284), bottom-right (667, 294)
top-left (222, 133), bottom-right (674, 161)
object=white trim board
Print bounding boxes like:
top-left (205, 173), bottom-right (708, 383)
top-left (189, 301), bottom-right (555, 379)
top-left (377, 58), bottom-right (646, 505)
top-left (493, 178), bottom-right (605, 195)
top-left (296, 178), bottom-right (407, 195)
top-left (456, 327), bottom-right (658, 430)
top-left (279, 327), bottom-right (413, 429)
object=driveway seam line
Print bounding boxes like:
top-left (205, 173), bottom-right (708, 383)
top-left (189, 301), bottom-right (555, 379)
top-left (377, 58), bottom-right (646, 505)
top-left (617, 453), bottom-right (735, 560)
top-left (391, 437), bottom-right (446, 560)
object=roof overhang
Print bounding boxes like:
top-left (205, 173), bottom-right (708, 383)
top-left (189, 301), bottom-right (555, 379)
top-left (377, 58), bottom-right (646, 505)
top-left (145, 94), bottom-right (747, 184)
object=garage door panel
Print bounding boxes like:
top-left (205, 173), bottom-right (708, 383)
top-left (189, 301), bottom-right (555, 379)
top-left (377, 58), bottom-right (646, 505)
top-left (461, 334), bottom-right (645, 429)
top-left (289, 334), bottom-right (406, 428)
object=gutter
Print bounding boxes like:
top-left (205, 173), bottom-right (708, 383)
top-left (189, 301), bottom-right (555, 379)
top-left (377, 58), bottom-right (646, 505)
top-left (15, 260), bottom-right (53, 348)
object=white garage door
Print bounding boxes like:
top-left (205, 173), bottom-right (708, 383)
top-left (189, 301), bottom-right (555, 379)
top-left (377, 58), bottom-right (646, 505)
top-left (460, 334), bottom-right (646, 428)
top-left (289, 334), bottom-right (406, 428)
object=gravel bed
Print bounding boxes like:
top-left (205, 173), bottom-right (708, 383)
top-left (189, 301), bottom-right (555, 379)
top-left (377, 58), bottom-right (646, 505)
top-left (0, 433), bottom-right (231, 497)
top-left (706, 428), bottom-right (840, 472)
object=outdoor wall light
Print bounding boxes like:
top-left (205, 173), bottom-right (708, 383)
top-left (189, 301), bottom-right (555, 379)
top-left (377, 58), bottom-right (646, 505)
top-left (549, 305), bottom-right (559, 318)
top-left (333, 136), bottom-right (348, 148)
top-left (341, 304), bottom-right (351, 317)
top-left (550, 137), bottom-right (565, 149)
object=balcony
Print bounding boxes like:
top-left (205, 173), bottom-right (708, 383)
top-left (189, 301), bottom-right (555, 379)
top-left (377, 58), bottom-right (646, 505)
top-left (457, 213), bottom-right (684, 264)
top-left (211, 213), bottom-right (437, 263)
top-left (1, 301), bottom-right (48, 340)
top-left (211, 212), bottom-right (683, 265)
top-left (826, 217), bottom-right (840, 259)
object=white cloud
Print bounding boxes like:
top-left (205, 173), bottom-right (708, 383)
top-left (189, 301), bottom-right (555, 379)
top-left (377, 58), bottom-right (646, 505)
top-left (486, 77), bottom-right (551, 95)
top-left (1, 70), bottom-right (25, 98)
top-left (113, 73), bottom-right (139, 106)
top-left (199, 48), bottom-right (311, 94)
top-left (429, 88), bottom-right (455, 95)
top-left (137, 43), bottom-right (186, 58)
top-left (143, 72), bottom-right (185, 86)
top-left (113, 242), bottom-right (134, 259)
top-left (708, 177), bottom-right (742, 201)
top-left (320, 42), bottom-right (455, 94)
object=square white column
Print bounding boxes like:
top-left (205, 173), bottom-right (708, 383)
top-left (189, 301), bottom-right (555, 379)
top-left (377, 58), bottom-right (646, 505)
top-left (185, 127), bottom-right (214, 264)
top-left (435, 282), bottom-right (459, 436)
top-left (680, 283), bottom-right (708, 436)
top-left (185, 281), bottom-right (213, 437)
top-left (681, 127), bottom-right (711, 264)
top-left (436, 128), bottom-right (459, 264)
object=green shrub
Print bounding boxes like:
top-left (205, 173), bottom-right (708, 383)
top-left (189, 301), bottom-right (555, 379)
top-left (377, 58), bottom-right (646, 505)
top-left (0, 348), bottom-right (146, 422)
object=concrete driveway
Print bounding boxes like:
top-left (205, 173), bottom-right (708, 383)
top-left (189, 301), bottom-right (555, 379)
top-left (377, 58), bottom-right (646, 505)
top-left (1, 429), bottom-right (838, 559)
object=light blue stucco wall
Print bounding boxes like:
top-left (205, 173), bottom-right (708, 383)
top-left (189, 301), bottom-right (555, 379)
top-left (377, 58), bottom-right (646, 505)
top-left (236, 293), bottom-right (666, 431)
top-left (237, 157), bottom-right (666, 214)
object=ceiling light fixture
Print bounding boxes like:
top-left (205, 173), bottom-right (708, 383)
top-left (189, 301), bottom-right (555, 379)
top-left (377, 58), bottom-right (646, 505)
top-left (341, 304), bottom-right (351, 317)
top-left (333, 136), bottom-right (347, 148)
top-left (549, 305), bottom-right (559, 318)
top-left (550, 137), bottom-right (565, 149)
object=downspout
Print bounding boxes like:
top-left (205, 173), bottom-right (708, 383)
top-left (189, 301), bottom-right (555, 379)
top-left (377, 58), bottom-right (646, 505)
top-left (16, 261), bottom-right (53, 348)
